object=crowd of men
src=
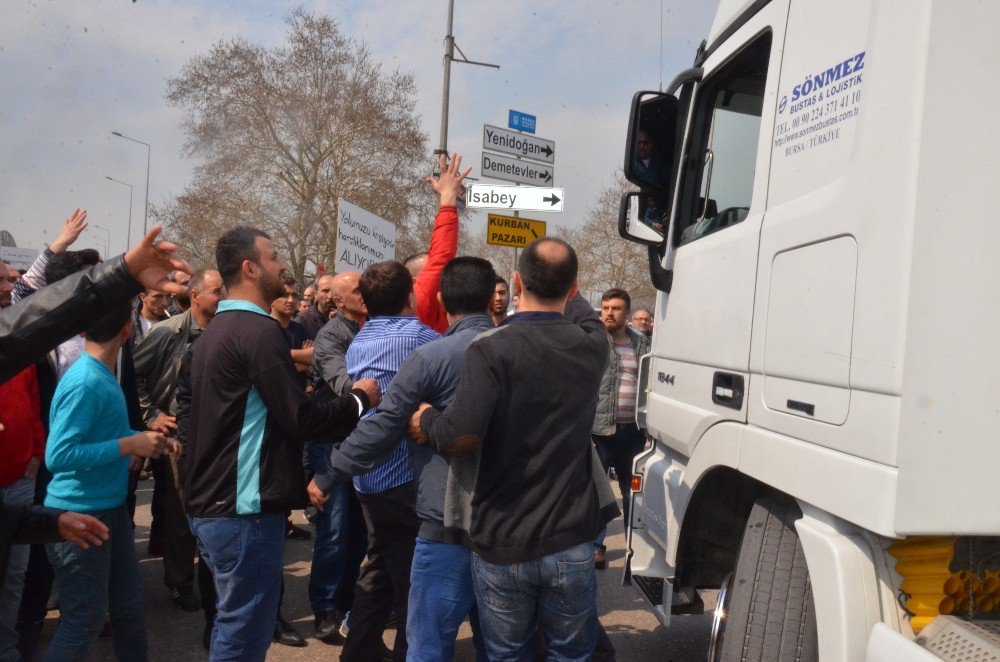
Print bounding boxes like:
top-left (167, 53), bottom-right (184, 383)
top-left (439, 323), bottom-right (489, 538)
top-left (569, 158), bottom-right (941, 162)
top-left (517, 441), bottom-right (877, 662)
top-left (0, 152), bottom-right (658, 662)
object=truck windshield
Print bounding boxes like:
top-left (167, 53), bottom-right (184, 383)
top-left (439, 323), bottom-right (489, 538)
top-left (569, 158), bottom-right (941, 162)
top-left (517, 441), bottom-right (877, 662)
top-left (679, 35), bottom-right (769, 245)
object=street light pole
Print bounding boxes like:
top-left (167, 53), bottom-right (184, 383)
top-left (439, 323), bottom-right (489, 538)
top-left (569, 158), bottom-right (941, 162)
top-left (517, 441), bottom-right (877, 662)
top-left (93, 224), bottom-right (111, 258)
top-left (436, 0), bottom-right (499, 157)
top-left (111, 131), bottom-right (151, 235)
top-left (105, 176), bottom-right (134, 251)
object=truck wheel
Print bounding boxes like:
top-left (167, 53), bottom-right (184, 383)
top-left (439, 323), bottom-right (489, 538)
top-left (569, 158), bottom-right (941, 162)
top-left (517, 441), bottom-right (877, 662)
top-left (717, 496), bottom-right (819, 662)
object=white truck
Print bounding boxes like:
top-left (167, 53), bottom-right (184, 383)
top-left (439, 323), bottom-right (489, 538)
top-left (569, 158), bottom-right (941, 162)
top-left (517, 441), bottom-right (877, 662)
top-left (618, 0), bottom-right (1000, 659)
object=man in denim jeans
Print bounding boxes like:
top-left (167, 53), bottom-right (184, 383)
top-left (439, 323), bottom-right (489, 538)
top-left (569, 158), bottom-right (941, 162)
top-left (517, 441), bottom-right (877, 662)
top-left (44, 300), bottom-right (176, 661)
top-left (412, 238), bottom-right (615, 660)
top-left (183, 228), bottom-right (379, 661)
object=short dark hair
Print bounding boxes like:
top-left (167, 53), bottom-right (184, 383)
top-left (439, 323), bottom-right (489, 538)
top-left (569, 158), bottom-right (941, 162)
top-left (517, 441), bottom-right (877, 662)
top-left (495, 275), bottom-right (508, 287)
top-left (215, 227), bottom-right (270, 289)
top-left (359, 261), bottom-right (413, 317)
top-left (84, 300), bottom-right (133, 343)
top-left (44, 249), bottom-right (101, 284)
top-left (601, 287), bottom-right (631, 310)
top-left (281, 273), bottom-right (297, 287)
top-left (440, 257), bottom-right (497, 316)
top-left (517, 238), bottom-right (578, 301)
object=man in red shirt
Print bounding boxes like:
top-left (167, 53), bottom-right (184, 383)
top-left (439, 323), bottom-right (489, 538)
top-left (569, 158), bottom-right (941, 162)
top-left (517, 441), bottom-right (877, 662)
top-left (405, 153), bottom-right (470, 334)
top-left (0, 260), bottom-right (46, 659)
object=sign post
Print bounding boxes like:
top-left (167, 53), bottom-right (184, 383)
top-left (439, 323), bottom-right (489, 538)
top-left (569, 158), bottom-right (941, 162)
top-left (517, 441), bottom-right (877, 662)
top-left (481, 152), bottom-right (554, 187)
top-left (467, 184), bottom-right (564, 212)
top-left (482, 125), bottom-right (554, 163)
top-left (334, 199), bottom-right (396, 273)
top-left (486, 213), bottom-right (546, 248)
top-left (507, 109), bottom-right (537, 134)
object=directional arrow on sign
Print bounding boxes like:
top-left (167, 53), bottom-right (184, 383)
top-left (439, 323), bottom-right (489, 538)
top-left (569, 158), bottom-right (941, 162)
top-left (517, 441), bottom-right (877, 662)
top-left (482, 125), bottom-right (555, 164)
top-left (481, 152), bottom-right (555, 187)
top-left (467, 184), bottom-right (565, 212)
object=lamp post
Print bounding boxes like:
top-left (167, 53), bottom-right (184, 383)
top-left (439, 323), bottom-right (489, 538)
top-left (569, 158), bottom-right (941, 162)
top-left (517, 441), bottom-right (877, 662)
top-left (111, 131), bottom-right (151, 235)
top-left (105, 176), bottom-right (133, 251)
top-left (436, 0), bottom-right (499, 157)
top-left (93, 224), bottom-right (111, 258)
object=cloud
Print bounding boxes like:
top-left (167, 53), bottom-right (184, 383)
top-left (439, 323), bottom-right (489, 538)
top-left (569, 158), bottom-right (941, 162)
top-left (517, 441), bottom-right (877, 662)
top-left (0, 0), bottom-right (719, 257)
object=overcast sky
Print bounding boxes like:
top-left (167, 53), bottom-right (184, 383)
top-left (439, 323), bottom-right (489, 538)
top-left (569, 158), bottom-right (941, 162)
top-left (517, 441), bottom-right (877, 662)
top-left (0, 0), bottom-right (718, 257)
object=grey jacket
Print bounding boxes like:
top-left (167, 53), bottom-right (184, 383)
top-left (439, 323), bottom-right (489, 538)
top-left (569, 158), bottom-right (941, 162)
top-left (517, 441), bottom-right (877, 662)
top-left (312, 313), bottom-right (361, 395)
top-left (133, 308), bottom-right (201, 426)
top-left (592, 327), bottom-right (650, 436)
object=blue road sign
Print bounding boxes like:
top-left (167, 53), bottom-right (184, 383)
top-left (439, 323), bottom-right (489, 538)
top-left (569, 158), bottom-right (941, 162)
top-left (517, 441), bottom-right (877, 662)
top-left (508, 109), bottom-right (536, 134)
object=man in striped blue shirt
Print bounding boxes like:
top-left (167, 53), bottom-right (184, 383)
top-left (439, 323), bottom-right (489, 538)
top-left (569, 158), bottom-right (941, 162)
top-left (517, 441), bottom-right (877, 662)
top-left (340, 260), bottom-right (439, 661)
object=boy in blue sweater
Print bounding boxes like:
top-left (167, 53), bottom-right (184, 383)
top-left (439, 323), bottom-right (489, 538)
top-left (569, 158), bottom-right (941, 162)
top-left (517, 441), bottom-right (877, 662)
top-left (44, 299), bottom-right (176, 661)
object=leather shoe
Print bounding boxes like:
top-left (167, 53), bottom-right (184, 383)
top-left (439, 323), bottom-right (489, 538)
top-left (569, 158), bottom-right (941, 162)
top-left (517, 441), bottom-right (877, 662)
top-left (274, 615), bottom-right (306, 647)
top-left (285, 520), bottom-right (312, 540)
top-left (171, 586), bottom-right (200, 612)
top-left (315, 609), bottom-right (345, 643)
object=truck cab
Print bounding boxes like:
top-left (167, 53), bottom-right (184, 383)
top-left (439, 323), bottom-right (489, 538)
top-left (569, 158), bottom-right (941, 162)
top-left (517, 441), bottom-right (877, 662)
top-left (619, 1), bottom-right (1000, 659)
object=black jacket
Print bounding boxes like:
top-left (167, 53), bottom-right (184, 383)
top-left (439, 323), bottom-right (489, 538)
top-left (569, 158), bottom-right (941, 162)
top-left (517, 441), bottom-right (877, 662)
top-left (0, 494), bottom-right (61, 590)
top-left (0, 257), bottom-right (141, 384)
top-left (184, 302), bottom-right (370, 517)
top-left (420, 295), bottom-right (612, 564)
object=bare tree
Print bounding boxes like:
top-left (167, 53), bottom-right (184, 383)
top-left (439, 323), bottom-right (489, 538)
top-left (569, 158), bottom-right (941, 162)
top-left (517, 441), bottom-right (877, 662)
top-left (162, 9), bottom-right (432, 283)
top-left (560, 171), bottom-right (655, 309)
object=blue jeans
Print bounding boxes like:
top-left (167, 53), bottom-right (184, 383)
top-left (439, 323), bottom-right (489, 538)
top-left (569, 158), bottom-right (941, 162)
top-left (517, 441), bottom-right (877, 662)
top-left (406, 537), bottom-right (487, 662)
top-left (471, 541), bottom-right (597, 661)
top-left (189, 514), bottom-right (284, 662)
top-left (45, 504), bottom-right (147, 662)
top-left (307, 442), bottom-right (367, 614)
top-left (1, 477), bottom-right (34, 662)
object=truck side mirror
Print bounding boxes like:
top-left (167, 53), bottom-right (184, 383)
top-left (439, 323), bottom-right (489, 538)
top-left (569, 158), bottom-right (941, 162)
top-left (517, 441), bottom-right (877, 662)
top-left (619, 192), bottom-right (666, 246)
top-left (624, 91), bottom-right (679, 192)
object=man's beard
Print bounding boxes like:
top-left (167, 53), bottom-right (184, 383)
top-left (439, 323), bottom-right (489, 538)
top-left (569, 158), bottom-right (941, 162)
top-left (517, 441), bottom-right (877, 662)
top-left (260, 271), bottom-right (286, 303)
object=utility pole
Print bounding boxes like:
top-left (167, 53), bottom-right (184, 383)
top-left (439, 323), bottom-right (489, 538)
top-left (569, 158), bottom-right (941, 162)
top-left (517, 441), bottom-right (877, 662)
top-left (436, 0), bottom-right (499, 157)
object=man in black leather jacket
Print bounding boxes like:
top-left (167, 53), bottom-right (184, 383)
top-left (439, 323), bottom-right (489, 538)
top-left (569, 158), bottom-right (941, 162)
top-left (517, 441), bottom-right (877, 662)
top-left (0, 226), bottom-right (188, 384)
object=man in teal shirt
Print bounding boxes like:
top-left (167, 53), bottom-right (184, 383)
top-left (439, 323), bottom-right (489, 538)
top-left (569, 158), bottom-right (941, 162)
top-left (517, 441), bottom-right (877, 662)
top-left (44, 299), bottom-right (174, 661)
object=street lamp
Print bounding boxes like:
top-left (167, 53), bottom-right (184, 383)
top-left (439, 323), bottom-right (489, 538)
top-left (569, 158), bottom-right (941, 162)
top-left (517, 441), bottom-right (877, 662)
top-left (93, 224), bottom-right (111, 258)
top-left (111, 131), bottom-right (151, 235)
top-left (105, 176), bottom-right (133, 251)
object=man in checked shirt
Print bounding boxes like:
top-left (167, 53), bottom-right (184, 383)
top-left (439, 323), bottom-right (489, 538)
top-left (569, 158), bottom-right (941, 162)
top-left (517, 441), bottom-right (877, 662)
top-left (335, 259), bottom-right (440, 661)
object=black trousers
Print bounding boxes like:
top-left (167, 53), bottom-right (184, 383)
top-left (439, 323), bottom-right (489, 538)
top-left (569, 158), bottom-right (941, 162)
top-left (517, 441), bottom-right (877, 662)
top-left (593, 423), bottom-right (646, 525)
top-left (149, 457), bottom-right (167, 541)
top-left (161, 458), bottom-right (197, 590)
top-left (341, 482), bottom-right (419, 662)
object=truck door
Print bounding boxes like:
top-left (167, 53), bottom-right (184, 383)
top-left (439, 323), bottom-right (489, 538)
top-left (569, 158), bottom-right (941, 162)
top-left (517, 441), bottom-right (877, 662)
top-left (643, 3), bottom-right (788, 458)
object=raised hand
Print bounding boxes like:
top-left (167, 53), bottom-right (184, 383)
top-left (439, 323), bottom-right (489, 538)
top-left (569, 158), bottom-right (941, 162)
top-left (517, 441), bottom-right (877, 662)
top-left (50, 208), bottom-right (88, 252)
top-left (425, 153), bottom-right (472, 207)
top-left (123, 226), bottom-right (191, 296)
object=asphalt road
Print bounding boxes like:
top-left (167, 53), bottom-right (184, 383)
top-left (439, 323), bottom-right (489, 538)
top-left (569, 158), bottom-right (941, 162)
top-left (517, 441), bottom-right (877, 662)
top-left (33, 483), bottom-right (714, 661)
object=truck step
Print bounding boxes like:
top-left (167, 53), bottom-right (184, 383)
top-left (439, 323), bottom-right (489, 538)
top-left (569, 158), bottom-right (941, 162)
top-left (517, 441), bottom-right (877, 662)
top-left (633, 575), bottom-right (664, 609)
top-left (917, 616), bottom-right (1000, 660)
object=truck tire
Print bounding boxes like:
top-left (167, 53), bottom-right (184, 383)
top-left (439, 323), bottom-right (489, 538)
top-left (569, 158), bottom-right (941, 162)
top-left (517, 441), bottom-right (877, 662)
top-left (717, 496), bottom-right (819, 662)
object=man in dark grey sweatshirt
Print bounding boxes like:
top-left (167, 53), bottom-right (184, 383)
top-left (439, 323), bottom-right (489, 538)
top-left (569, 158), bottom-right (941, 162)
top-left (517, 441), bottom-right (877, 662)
top-left (412, 238), bottom-right (612, 660)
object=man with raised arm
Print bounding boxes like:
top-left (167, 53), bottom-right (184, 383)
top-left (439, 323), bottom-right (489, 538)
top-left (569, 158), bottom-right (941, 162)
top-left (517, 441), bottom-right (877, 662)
top-left (407, 153), bottom-right (470, 334)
